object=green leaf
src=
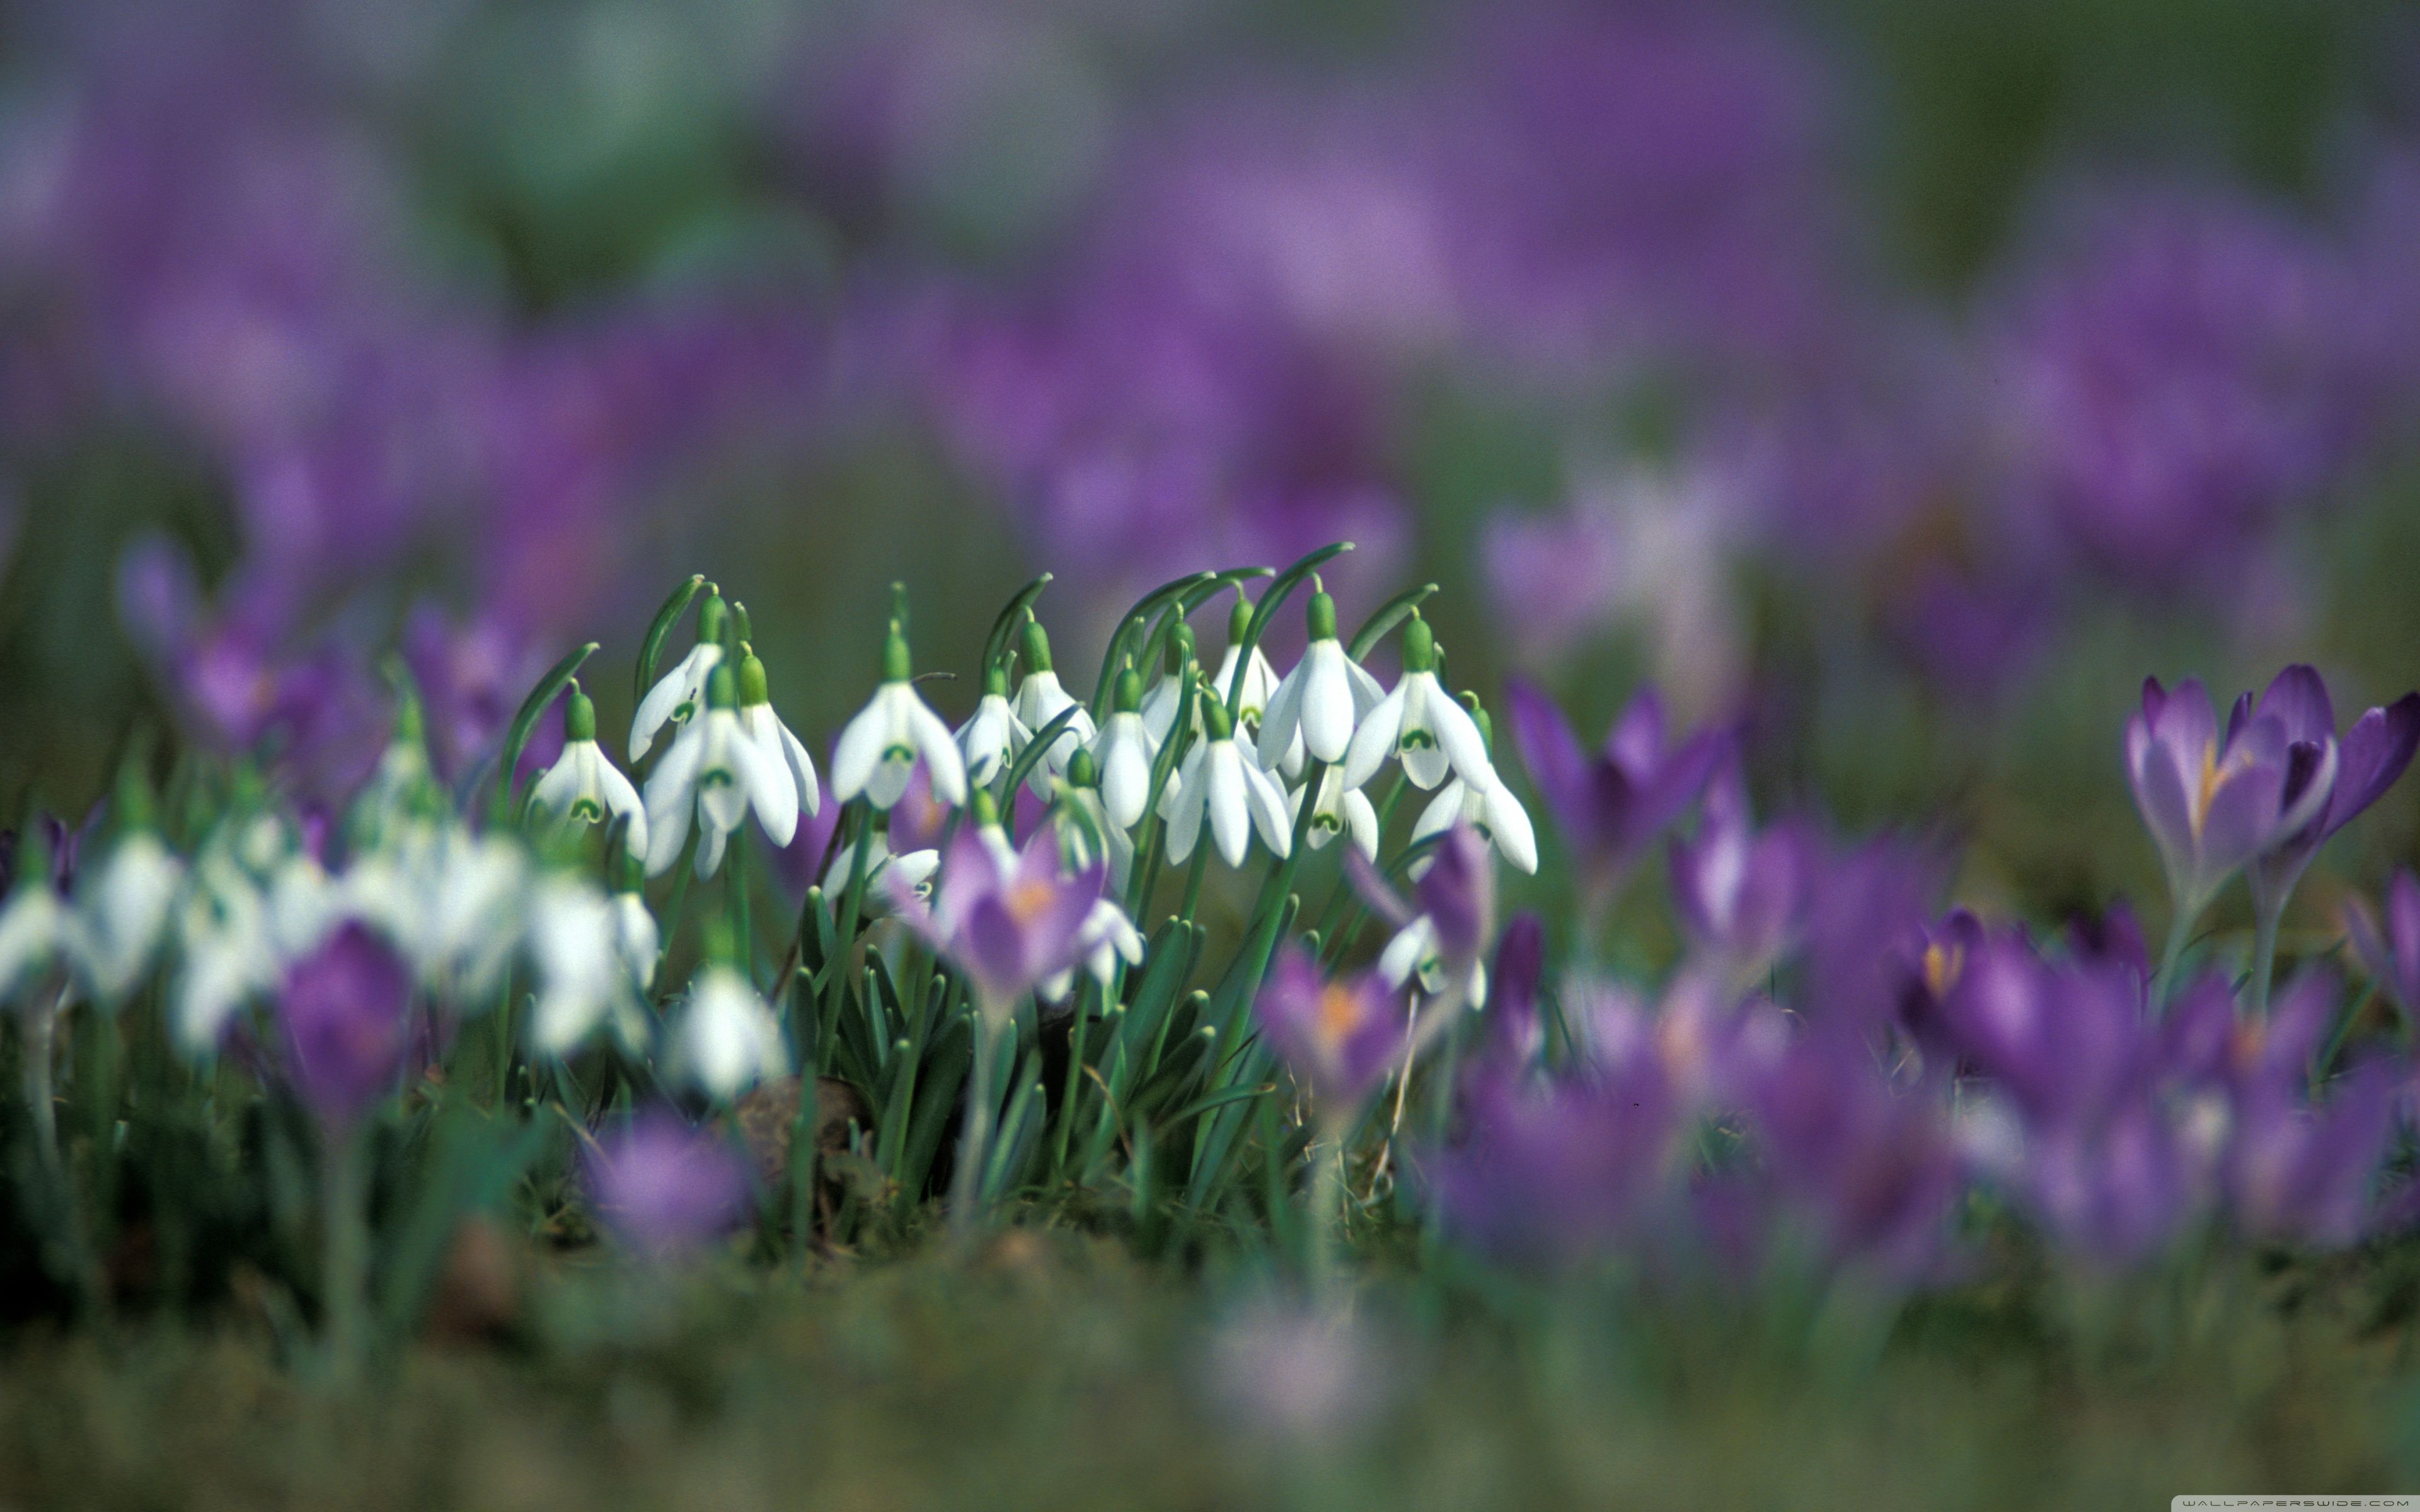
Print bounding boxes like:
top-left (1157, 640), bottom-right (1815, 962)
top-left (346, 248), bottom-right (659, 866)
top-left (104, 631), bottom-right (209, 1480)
top-left (633, 575), bottom-right (705, 705)
top-left (1348, 581), bottom-right (1440, 661)
top-left (981, 573), bottom-right (1056, 680)
top-left (999, 704), bottom-right (1083, 802)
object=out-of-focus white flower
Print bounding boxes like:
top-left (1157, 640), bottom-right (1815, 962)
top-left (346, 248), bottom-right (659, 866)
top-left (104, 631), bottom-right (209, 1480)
top-left (527, 876), bottom-right (648, 1056)
top-left (76, 831), bottom-right (183, 1002)
top-left (670, 965), bottom-right (788, 1100)
top-left (957, 667), bottom-right (1032, 788)
top-left (831, 627), bottom-right (969, 810)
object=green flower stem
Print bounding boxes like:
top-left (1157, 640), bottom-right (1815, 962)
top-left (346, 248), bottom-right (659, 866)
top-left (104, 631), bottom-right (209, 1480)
top-left (2152, 899), bottom-right (2202, 1012)
top-left (320, 1123), bottom-right (371, 1382)
top-left (818, 801), bottom-right (874, 1075)
top-left (1306, 1115), bottom-right (1347, 1300)
top-left (2248, 904), bottom-right (2281, 1019)
top-left (950, 1003), bottom-right (1003, 1234)
top-left (21, 983), bottom-right (60, 1176)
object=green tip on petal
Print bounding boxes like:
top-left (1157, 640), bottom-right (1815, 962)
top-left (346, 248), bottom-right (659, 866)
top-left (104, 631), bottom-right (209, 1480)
top-left (1020, 616), bottom-right (1054, 673)
top-left (1228, 595), bottom-right (1252, 643)
top-left (705, 663), bottom-right (739, 711)
top-left (971, 786), bottom-right (1000, 826)
top-left (566, 687), bottom-right (597, 743)
top-left (737, 653), bottom-right (771, 708)
top-left (882, 628), bottom-right (913, 684)
top-left (1201, 689), bottom-right (1235, 741)
top-left (1114, 666), bottom-right (1144, 713)
top-left (1306, 590), bottom-right (1337, 643)
top-left (1400, 612), bottom-right (1435, 673)
top-left (1067, 747), bottom-right (1098, 788)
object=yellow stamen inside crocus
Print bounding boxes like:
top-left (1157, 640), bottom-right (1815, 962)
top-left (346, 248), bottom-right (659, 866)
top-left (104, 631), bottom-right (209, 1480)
top-left (1922, 940), bottom-right (1964, 998)
top-left (1007, 878), bottom-right (1056, 924)
top-left (1317, 983), bottom-right (1362, 1047)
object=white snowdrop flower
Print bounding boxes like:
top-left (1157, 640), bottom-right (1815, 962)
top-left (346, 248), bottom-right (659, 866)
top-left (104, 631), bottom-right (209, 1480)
top-left (1257, 590), bottom-right (1384, 777)
top-left (821, 827), bottom-right (940, 916)
top-left (1086, 667), bottom-right (1159, 830)
top-left (957, 665), bottom-right (1032, 788)
top-left (831, 626), bottom-right (969, 811)
top-left (0, 876), bottom-right (83, 1003)
top-left (531, 687), bottom-right (647, 859)
top-left (1288, 767), bottom-right (1380, 861)
top-left (268, 850), bottom-right (342, 958)
top-left (1010, 619), bottom-right (1097, 792)
top-left (349, 698), bottom-right (439, 846)
top-left (1211, 595), bottom-right (1283, 730)
top-left (1159, 694), bottom-right (1293, 868)
top-left (1378, 915), bottom-right (1488, 1009)
top-left (1410, 768), bottom-right (1538, 876)
top-left (170, 864), bottom-right (278, 1054)
top-left (526, 876), bottom-right (647, 1057)
top-left (77, 830), bottom-right (184, 1002)
top-left (1139, 627), bottom-right (1202, 749)
top-left (1054, 752), bottom-right (1134, 895)
top-left (1042, 897), bottom-right (1146, 1002)
top-left (1340, 614), bottom-right (1490, 792)
top-left (629, 593), bottom-right (731, 762)
top-left (735, 650), bottom-right (819, 833)
top-left (643, 663), bottom-right (797, 880)
top-left (609, 884), bottom-right (660, 996)
top-left (425, 828), bottom-right (530, 999)
top-left (671, 964), bottom-right (789, 1100)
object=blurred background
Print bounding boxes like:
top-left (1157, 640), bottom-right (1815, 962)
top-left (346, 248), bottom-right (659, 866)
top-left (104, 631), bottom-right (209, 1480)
top-left (5, 0), bottom-right (2420, 936)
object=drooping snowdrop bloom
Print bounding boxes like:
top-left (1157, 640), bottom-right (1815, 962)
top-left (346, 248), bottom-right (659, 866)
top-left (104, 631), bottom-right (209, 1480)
top-left (630, 593), bottom-right (729, 762)
top-left (1087, 667), bottom-right (1159, 830)
top-left (171, 850), bottom-right (280, 1054)
top-left (1353, 824), bottom-right (1497, 1011)
top-left (821, 820), bottom-right (941, 915)
top-left (526, 874), bottom-right (648, 1057)
top-left (1053, 749), bottom-right (1134, 895)
top-left (1141, 626), bottom-right (1201, 748)
top-left (1340, 614), bottom-right (1490, 792)
top-left (643, 664), bottom-right (797, 879)
top-left (531, 685), bottom-right (647, 860)
top-left (832, 624), bottom-right (970, 811)
top-left (1259, 588), bottom-right (1383, 776)
top-left (0, 845), bottom-right (83, 1004)
top-left (957, 665), bottom-right (1031, 788)
top-left (1407, 710), bottom-right (1538, 876)
top-left (608, 853), bottom-right (661, 996)
top-left (1010, 618), bottom-right (1096, 791)
top-left (1161, 694), bottom-right (1294, 868)
top-left (1289, 767), bottom-right (1380, 861)
top-left (670, 963), bottom-right (789, 1100)
top-left (1213, 595), bottom-right (1283, 731)
top-left (1042, 897), bottom-right (1148, 1003)
top-left (348, 822), bottom-right (529, 1001)
top-left (76, 825), bottom-right (185, 1002)
top-left (735, 650), bottom-right (819, 832)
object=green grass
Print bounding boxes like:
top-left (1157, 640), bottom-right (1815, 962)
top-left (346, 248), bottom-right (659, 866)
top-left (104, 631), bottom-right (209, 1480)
top-left (5, 1230), bottom-right (2417, 1510)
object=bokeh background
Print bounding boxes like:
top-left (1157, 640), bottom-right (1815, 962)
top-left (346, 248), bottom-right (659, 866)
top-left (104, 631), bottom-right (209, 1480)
top-left (6, 0), bottom-right (2420, 937)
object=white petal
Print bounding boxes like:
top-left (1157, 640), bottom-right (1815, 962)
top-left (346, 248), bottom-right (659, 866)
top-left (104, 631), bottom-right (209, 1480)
top-left (642, 724), bottom-right (705, 876)
top-left (829, 694), bottom-right (894, 805)
top-left (1097, 716), bottom-right (1155, 829)
top-left (1426, 684), bottom-right (1495, 789)
top-left (1256, 661), bottom-right (1308, 770)
top-left (531, 747), bottom-right (589, 817)
top-left (693, 822), bottom-right (729, 881)
top-left (698, 716), bottom-right (754, 837)
top-left (1398, 677), bottom-right (1453, 789)
top-left (1485, 772), bottom-right (1539, 874)
top-left (1164, 744), bottom-right (1208, 864)
top-left (740, 708), bottom-right (800, 847)
top-left (908, 689), bottom-right (970, 806)
top-left (1298, 640), bottom-right (1356, 764)
top-left (1238, 753), bottom-right (1294, 858)
top-left (1378, 919), bottom-right (1431, 988)
top-left (778, 719), bottom-right (822, 817)
top-left (1343, 789), bottom-right (1380, 860)
top-left (594, 753), bottom-right (650, 859)
top-left (630, 644), bottom-right (720, 761)
top-left (1206, 743), bottom-right (1252, 867)
top-left (1340, 682), bottom-right (1407, 791)
top-left (1345, 658), bottom-right (1385, 719)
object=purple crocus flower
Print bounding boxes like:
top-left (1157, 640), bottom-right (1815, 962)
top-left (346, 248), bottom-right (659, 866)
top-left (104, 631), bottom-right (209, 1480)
top-left (584, 1111), bottom-right (751, 1261)
top-left (279, 922), bottom-right (412, 1129)
top-left (2223, 1062), bottom-right (2396, 1248)
top-left (1484, 913), bottom-right (1547, 1070)
top-left (1505, 679), bottom-right (1726, 914)
top-left (1426, 1053), bottom-right (1676, 1266)
top-left (2124, 674), bottom-right (2334, 922)
top-left (2345, 869), bottom-right (2420, 1019)
top-left (891, 825), bottom-right (1102, 1017)
top-left (1668, 761), bottom-right (1810, 980)
top-left (2242, 666), bottom-right (2420, 917)
top-left (1254, 946), bottom-right (1402, 1116)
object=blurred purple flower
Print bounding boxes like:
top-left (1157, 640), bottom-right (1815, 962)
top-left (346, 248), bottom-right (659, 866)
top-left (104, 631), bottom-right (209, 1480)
top-left (1427, 1053), bottom-right (1676, 1266)
top-left (1668, 760), bottom-right (1811, 980)
top-left (279, 922), bottom-right (411, 1129)
top-left (1254, 946), bottom-right (1401, 1116)
top-left (584, 1111), bottom-right (751, 1261)
top-left (1504, 680), bottom-right (1726, 910)
top-left (2346, 869), bottom-right (2420, 1019)
top-left (892, 826), bottom-right (1101, 1014)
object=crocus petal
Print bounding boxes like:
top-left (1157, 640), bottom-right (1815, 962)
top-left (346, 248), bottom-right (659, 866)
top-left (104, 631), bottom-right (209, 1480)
top-left (2322, 695), bottom-right (2420, 839)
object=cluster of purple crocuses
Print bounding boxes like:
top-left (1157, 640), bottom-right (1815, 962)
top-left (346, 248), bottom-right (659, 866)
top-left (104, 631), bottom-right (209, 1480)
top-left (1254, 665), bottom-right (2420, 1287)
